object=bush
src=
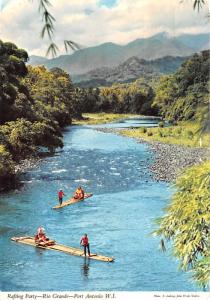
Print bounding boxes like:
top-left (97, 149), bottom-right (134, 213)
top-left (0, 145), bottom-right (15, 179)
top-left (186, 130), bottom-right (194, 139)
top-left (168, 119), bottom-right (175, 125)
top-left (141, 127), bottom-right (147, 133)
top-left (176, 128), bottom-right (182, 135)
top-left (147, 131), bottom-right (153, 136)
top-left (158, 131), bottom-right (163, 137)
top-left (158, 121), bottom-right (164, 128)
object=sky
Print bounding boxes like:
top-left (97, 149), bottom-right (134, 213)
top-left (0, 0), bottom-right (209, 56)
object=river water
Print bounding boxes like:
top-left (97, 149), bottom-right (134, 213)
top-left (0, 118), bottom-right (199, 291)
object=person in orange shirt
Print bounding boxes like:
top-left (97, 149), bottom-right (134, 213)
top-left (58, 189), bottom-right (65, 205)
top-left (80, 234), bottom-right (90, 257)
top-left (74, 186), bottom-right (84, 200)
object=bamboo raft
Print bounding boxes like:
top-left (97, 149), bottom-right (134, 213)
top-left (11, 236), bottom-right (114, 262)
top-left (53, 193), bottom-right (93, 209)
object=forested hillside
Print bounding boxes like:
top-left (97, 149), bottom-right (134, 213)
top-left (0, 41), bottom-right (78, 189)
top-left (75, 78), bottom-right (157, 115)
top-left (73, 55), bottom-right (188, 87)
top-left (153, 50), bottom-right (209, 122)
top-left (76, 50), bottom-right (209, 122)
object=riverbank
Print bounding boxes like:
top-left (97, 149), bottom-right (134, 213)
top-left (120, 121), bottom-right (210, 148)
top-left (73, 113), bottom-right (135, 125)
top-left (95, 127), bottom-right (209, 182)
top-left (73, 113), bottom-right (161, 125)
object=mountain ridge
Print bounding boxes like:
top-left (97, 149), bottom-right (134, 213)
top-left (29, 32), bottom-right (209, 75)
top-left (72, 55), bottom-right (189, 87)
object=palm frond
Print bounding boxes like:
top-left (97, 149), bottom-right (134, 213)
top-left (46, 43), bottom-right (59, 57)
top-left (42, 10), bottom-right (55, 26)
top-left (193, 0), bottom-right (206, 11)
top-left (40, 23), bottom-right (54, 39)
top-left (38, 0), bottom-right (52, 12)
top-left (64, 40), bottom-right (81, 52)
top-left (159, 239), bottom-right (167, 252)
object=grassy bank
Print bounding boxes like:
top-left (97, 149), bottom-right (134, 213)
top-left (73, 113), bottom-right (137, 125)
top-left (120, 121), bottom-right (210, 148)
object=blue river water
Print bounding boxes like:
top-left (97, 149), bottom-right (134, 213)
top-left (0, 118), bottom-right (200, 291)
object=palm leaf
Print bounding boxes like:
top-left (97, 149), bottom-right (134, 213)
top-left (46, 43), bottom-right (59, 57)
top-left (64, 40), bottom-right (81, 52)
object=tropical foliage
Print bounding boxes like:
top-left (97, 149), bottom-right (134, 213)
top-left (77, 79), bottom-right (157, 115)
top-left (120, 121), bottom-right (210, 148)
top-left (154, 161), bottom-right (210, 288)
top-left (152, 50), bottom-right (210, 122)
top-left (0, 40), bottom-right (78, 189)
top-left (0, 40), bottom-right (29, 123)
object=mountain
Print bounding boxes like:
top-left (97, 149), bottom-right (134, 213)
top-left (174, 33), bottom-right (210, 50)
top-left (43, 42), bottom-right (124, 74)
top-left (29, 55), bottom-right (48, 65)
top-left (29, 32), bottom-right (209, 75)
top-left (73, 55), bottom-right (189, 87)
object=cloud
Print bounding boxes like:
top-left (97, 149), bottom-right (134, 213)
top-left (0, 0), bottom-right (209, 56)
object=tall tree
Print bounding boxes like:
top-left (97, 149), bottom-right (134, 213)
top-left (0, 40), bottom-right (29, 123)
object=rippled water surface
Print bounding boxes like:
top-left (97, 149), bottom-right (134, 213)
top-left (0, 119), bottom-right (199, 291)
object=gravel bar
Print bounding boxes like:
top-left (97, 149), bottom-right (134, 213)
top-left (96, 127), bottom-right (210, 182)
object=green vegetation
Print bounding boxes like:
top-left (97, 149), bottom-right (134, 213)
top-left (74, 113), bottom-right (136, 125)
top-left (0, 40), bottom-right (79, 189)
top-left (0, 145), bottom-right (15, 187)
top-left (120, 121), bottom-right (210, 148)
top-left (154, 161), bottom-right (210, 288)
top-left (76, 79), bottom-right (157, 116)
top-left (153, 51), bottom-right (209, 123)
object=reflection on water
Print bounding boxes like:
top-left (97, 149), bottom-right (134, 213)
top-left (82, 258), bottom-right (90, 278)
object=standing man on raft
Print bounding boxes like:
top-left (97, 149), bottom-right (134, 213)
top-left (80, 234), bottom-right (90, 257)
top-left (58, 189), bottom-right (65, 205)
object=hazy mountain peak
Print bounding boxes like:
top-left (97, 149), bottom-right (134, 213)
top-left (29, 33), bottom-right (209, 75)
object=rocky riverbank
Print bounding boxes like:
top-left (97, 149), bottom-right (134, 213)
top-left (0, 157), bottom-right (42, 192)
top-left (14, 157), bottom-right (42, 174)
top-left (96, 127), bottom-right (209, 182)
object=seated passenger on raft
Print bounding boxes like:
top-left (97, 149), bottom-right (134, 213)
top-left (34, 227), bottom-right (55, 246)
top-left (74, 186), bottom-right (85, 200)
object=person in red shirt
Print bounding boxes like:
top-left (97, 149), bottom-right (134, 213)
top-left (58, 189), bottom-right (65, 205)
top-left (80, 234), bottom-right (90, 257)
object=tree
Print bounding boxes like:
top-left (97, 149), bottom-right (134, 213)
top-left (152, 51), bottom-right (210, 122)
top-left (23, 65), bottom-right (76, 127)
top-left (154, 161), bottom-right (210, 289)
top-left (0, 144), bottom-right (15, 189)
top-left (0, 40), bottom-right (29, 123)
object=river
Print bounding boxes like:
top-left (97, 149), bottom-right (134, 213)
top-left (0, 118), bottom-right (199, 291)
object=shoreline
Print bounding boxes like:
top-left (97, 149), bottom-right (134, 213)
top-left (73, 113), bottom-right (162, 125)
top-left (95, 127), bottom-right (209, 182)
top-left (0, 156), bottom-right (43, 193)
top-left (1, 122), bottom-right (209, 192)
